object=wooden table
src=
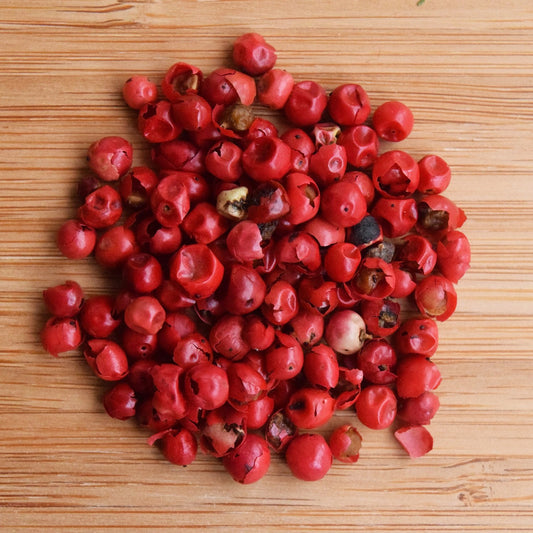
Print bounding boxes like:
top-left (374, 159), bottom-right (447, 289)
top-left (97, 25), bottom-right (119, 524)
top-left (1, 1), bottom-right (532, 531)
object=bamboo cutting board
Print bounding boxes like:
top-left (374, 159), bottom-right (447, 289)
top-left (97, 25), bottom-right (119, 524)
top-left (1, 1), bottom-right (533, 531)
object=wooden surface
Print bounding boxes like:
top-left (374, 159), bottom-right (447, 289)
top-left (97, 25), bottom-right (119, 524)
top-left (1, 1), bottom-right (533, 531)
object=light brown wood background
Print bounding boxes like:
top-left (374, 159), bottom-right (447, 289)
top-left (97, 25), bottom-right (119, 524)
top-left (1, 1), bottom-right (532, 531)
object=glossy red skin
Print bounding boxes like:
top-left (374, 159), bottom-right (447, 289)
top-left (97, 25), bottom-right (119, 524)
top-left (209, 314), bottom-right (250, 360)
top-left (414, 274), bottom-right (457, 321)
top-left (226, 220), bottom-right (264, 263)
top-left (356, 339), bottom-right (397, 385)
top-left (119, 166), bottom-right (159, 208)
top-left (124, 295), bottom-right (166, 336)
top-left (78, 185), bottom-right (123, 229)
top-left (150, 363), bottom-right (188, 420)
top-left (156, 311), bottom-right (196, 355)
top-left (127, 359), bottom-right (157, 397)
top-left (303, 344), bottom-right (339, 389)
top-left (286, 388), bottom-right (335, 429)
top-left (138, 100), bottom-right (182, 144)
top-left (288, 308), bottom-right (324, 348)
top-left (103, 382), bottom-right (137, 420)
top-left (223, 434), bottom-right (271, 484)
top-left (161, 62), bottom-right (202, 101)
top-left (338, 125), bottom-right (379, 169)
top-left (57, 219), bottom-right (96, 259)
top-left (87, 136), bottom-right (133, 182)
top-left (285, 433), bottom-right (332, 481)
top-left (172, 332), bottom-right (212, 369)
top-left (302, 216), bottom-right (345, 248)
top-left (389, 262), bottom-right (417, 298)
top-left (77, 175), bottom-right (100, 201)
top-left (121, 327), bottom-right (158, 361)
top-left (242, 314), bottom-right (276, 351)
top-left (328, 424), bottom-right (362, 463)
top-left (372, 100), bottom-right (414, 142)
top-left (220, 263), bottom-right (267, 315)
top-left (181, 202), bottom-right (229, 244)
top-left (341, 171), bottom-right (375, 206)
top-left (282, 172), bottom-right (320, 225)
top-left (284, 80), bottom-right (328, 127)
top-left (320, 180), bottom-right (366, 227)
top-left (184, 363), bottom-right (229, 410)
top-left (268, 379), bottom-right (299, 412)
top-left (360, 298), bottom-right (401, 337)
top-left (200, 67), bottom-right (239, 106)
top-left (275, 232), bottom-right (321, 274)
top-left (298, 276), bottom-right (339, 316)
top-left (41, 316), bottom-right (83, 356)
top-left (333, 367), bottom-right (364, 410)
top-left (150, 175), bottom-right (191, 228)
top-left (265, 331), bottom-right (304, 380)
top-left (257, 68), bottom-right (294, 109)
top-left (155, 279), bottom-right (196, 311)
top-left (328, 83), bottom-right (371, 126)
top-left (80, 295), bottom-right (121, 338)
top-left (397, 234), bottom-right (437, 276)
top-left (356, 384), bottom-right (397, 430)
top-left (394, 425), bottom-right (433, 458)
top-left (324, 242), bottom-right (361, 283)
top-left (95, 225), bottom-right (140, 270)
top-left (372, 150), bottom-right (420, 198)
top-left (336, 283), bottom-right (360, 310)
top-left (122, 75), bottom-right (158, 110)
top-left (194, 291), bottom-right (225, 325)
top-left (417, 154), bottom-right (452, 194)
top-left (242, 118), bottom-right (279, 146)
top-left (151, 138), bottom-right (205, 174)
top-left (136, 397), bottom-right (177, 432)
top-left (135, 217), bottom-right (183, 256)
top-left (205, 140), bottom-right (243, 182)
top-left (437, 230), bottom-right (471, 282)
top-left (241, 136), bottom-right (292, 182)
top-left (43, 280), bottom-right (84, 318)
top-left (371, 197), bottom-right (418, 238)
top-left (280, 128), bottom-right (315, 157)
top-left (84, 339), bottom-right (129, 381)
top-left (202, 68), bottom-right (256, 107)
top-left (158, 170), bottom-right (210, 205)
top-left (396, 354), bottom-right (442, 398)
top-left (249, 239), bottom-right (277, 275)
top-left (397, 391), bottom-right (440, 425)
top-left (171, 93), bottom-right (212, 132)
top-left (309, 143), bottom-right (347, 186)
top-left (261, 280), bottom-right (299, 326)
top-left (151, 427), bottom-right (198, 466)
top-left (122, 253), bottom-right (163, 293)
top-left (246, 395), bottom-right (275, 429)
top-left (227, 361), bottom-right (268, 405)
top-left (169, 243), bottom-right (224, 299)
top-left (247, 181), bottom-right (290, 223)
top-left (233, 32), bottom-right (277, 76)
top-left (188, 121), bottom-right (223, 149)
top-left (226, 70), bottom-right (258, 106)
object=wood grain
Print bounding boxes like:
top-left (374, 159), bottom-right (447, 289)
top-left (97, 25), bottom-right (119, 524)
top-left (1, 1), bottom-right (533, 531)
